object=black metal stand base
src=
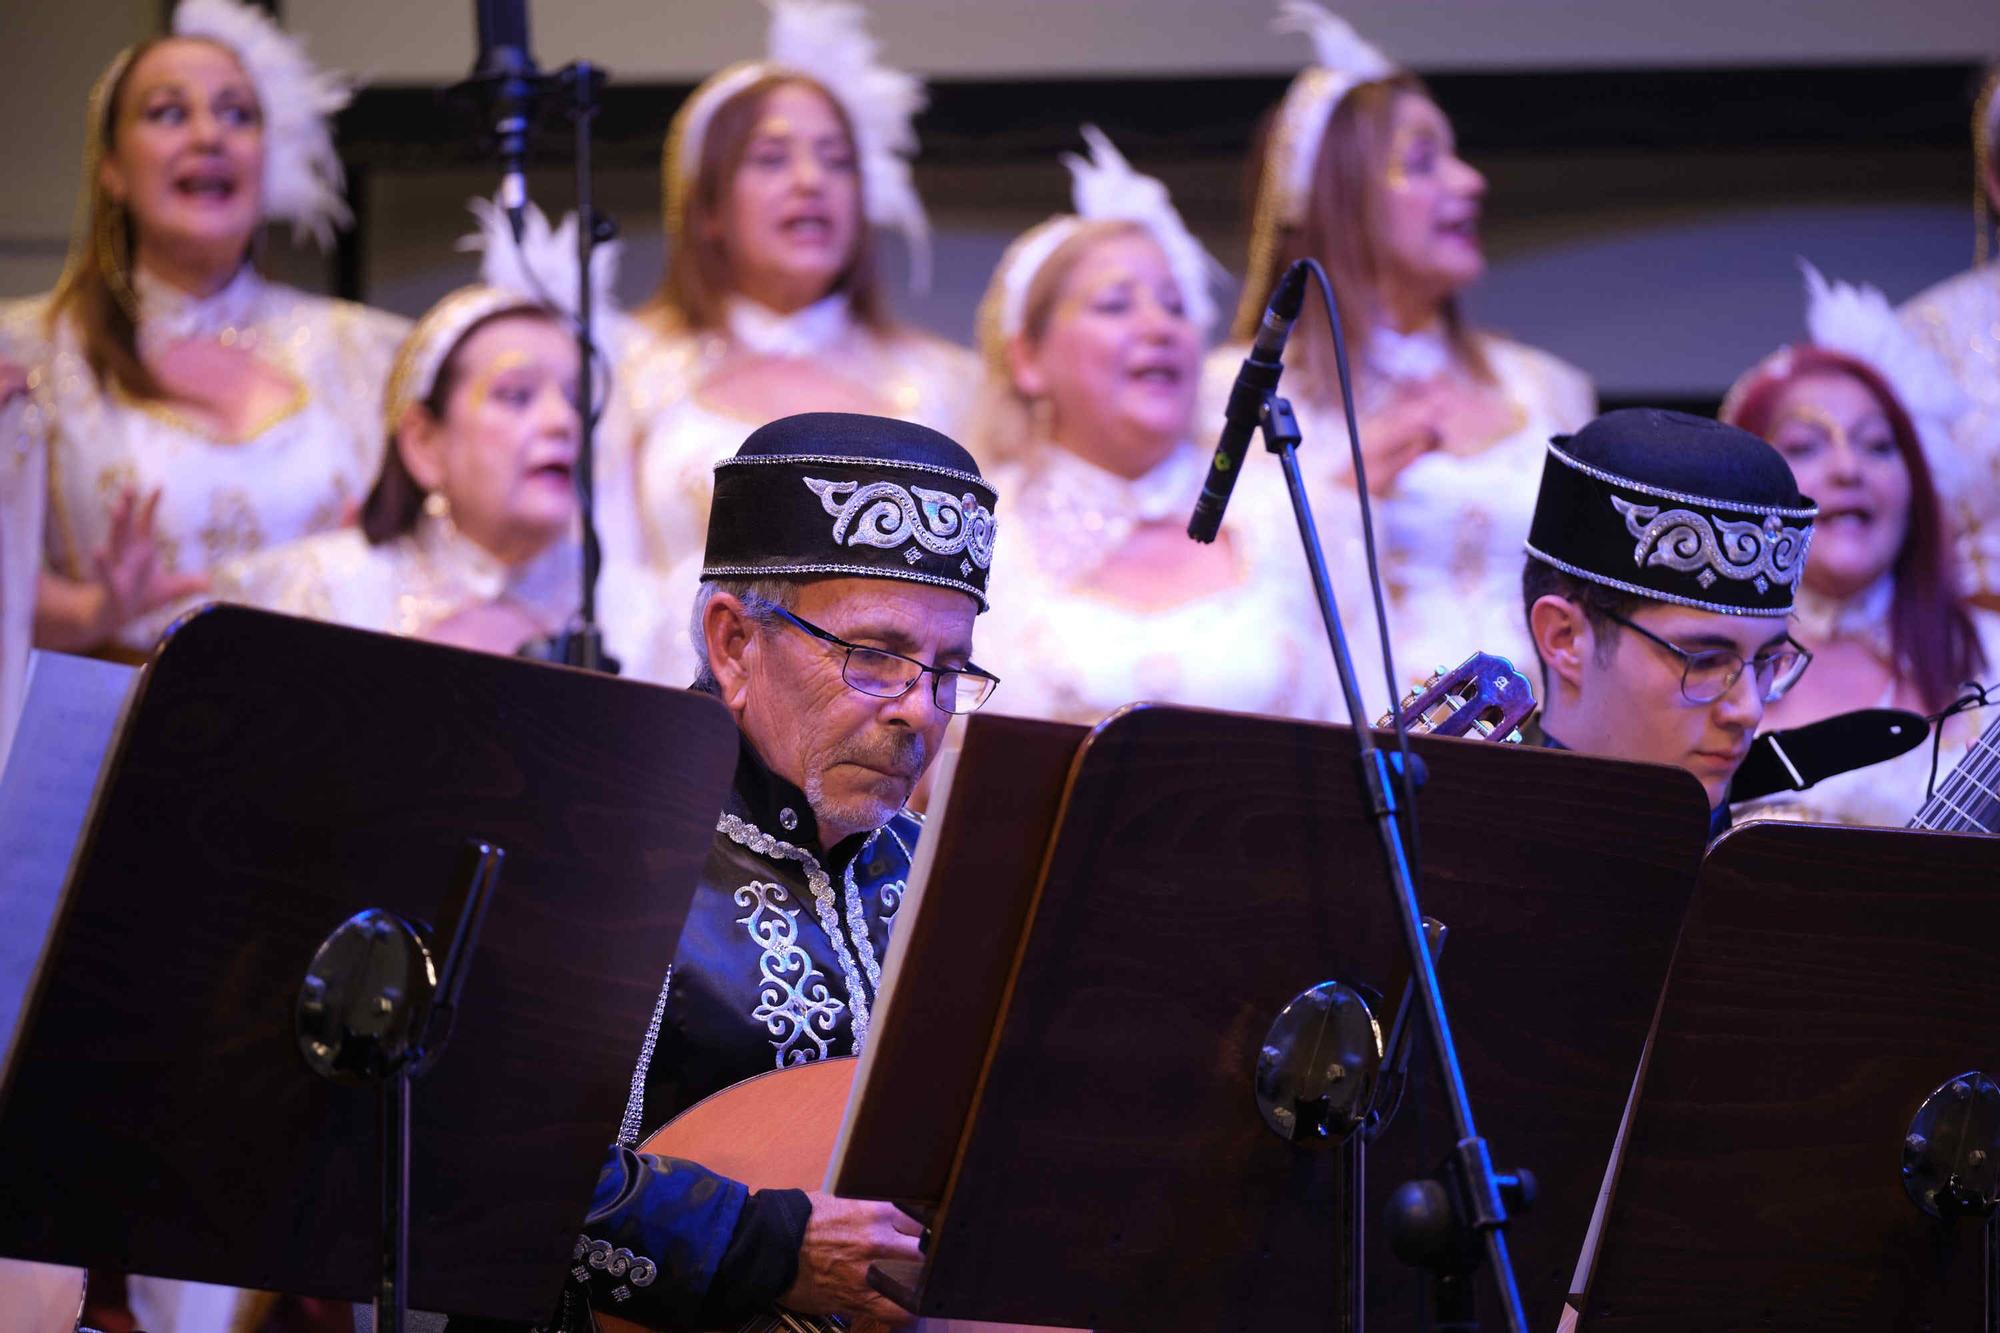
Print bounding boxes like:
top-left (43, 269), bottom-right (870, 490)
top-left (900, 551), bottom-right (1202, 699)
top-left (1260, 381), bottom-right (1531, 1333)
top-left (295, 841), bottom-right (505, 1333)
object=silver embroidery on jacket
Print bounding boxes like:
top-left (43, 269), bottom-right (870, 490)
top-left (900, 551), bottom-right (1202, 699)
top-left (717, 813), bottom-right (879, 1053)
top-left (879, 879), bottom-right (907, 925)
top-left (1612, 496), bottom-right (1811, 595)
top-left (617, 965), bottom-right (673, 1147)
top-left (736, 878), bottom-right (845, 1065)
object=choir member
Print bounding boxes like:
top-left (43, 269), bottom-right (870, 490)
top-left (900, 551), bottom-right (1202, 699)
top-left (1209, 3), bottom-right (1594, 710)
top-left (602, 0), bottom-right (973, 651)
top-left (1725, 264), bottom-right (2000, 826)
top-left (212, 200), bottom-right (617, 661)
top-left (0, 0), bottom-right (406, 670)
top-left (1899, 65), bottom-right (2000, 602)
top-left (969, 128), bottom-right (1336, 724)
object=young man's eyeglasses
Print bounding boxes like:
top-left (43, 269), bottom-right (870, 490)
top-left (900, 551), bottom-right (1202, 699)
top-left (770, 606), bottom-right (1001, 715)
top-left (1602, 610), bottom-right (1812, 704)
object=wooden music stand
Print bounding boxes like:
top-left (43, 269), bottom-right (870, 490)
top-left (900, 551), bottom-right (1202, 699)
top-left (1579, 819), bottom-right (2000, 1331)
top-left (0, 605), bottom-right (738, 1322)
top-left (834, 704), bottom-right (1713, 1331)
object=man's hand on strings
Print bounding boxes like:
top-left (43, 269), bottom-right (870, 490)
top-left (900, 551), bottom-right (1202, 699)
top-left (780, 1191), bottom-right (924, 1327)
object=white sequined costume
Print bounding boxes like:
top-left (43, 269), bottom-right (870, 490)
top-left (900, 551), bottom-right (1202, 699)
top-left (0, 266), bottom-right (407, 656)
top-left (979, 441), bottom-right (1340, 726)
top-left (0, 383), bottom-right (43, 763)
top-left (1739, 584), bottom-right (2000, 829)
top-left (1200, 332), bottom-right (1595, 718)
top-left (600, 296), bottom-right (974, 682)
top-left (210, 512), bottom-right (584, 647)
top-left (1900, 263), bottom-right (2000, 598)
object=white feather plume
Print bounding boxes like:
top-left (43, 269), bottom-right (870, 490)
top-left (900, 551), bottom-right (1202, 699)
top-left (1800, 259), bottom-right (1967, 428)
top-left (1797, 258), bottom-right (1971, 487)
top-left (1273, 1), bottom-right (1396, 82)
top-left (173, 0), bottom-right (353, 250)
top-left (1063, 126), bottom-right (1227, 335)
top-left (461, 196), bottom-right (623, 336)
top-left (766, 0), bottom-right (931, 290)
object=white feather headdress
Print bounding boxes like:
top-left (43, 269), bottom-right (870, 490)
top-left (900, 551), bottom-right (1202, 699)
top-left (986, 126), bottom-right (1227, 356)
top-left (172, 0), bottom-right (353, 249)
top-left (1799, 260), bottom-right (1969, 478)
top-left (384, 197), bottom-right (623, 431)
top-left (1269, 2), bottom-right (1396, 228)
top-left (1722, 260), bottom-right (1972, 492)
top-left (666, 0), bottom-right (931, 288)
top-left (1234, 3), bottom-right (1400, 336)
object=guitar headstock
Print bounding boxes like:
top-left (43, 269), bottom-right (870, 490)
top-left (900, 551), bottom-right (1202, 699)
top-left (1377, 652), bottom-right (1536, 743)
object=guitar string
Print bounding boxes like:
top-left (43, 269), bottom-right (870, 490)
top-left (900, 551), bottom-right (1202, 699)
top-left (1914, 685), bottom-right (2000, 831)
top-left (1934, 712), bottom-right (2000, 831)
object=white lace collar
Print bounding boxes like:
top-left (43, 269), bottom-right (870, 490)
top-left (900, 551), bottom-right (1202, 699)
top-left (1367, 321), bottom-right (1451, 384)
top-left (1791, 573), bottom-right (1895, 658)
top-left (411, 511), bottom-right (581, 630)
top-left (724, 292), bottom-right (853, 358)
top-left (1015, 439), bottom-right (1208, 575)
top-left (133, 263), bottom-right (266, 350)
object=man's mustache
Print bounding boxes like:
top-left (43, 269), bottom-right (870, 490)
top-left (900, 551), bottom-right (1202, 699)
top-left (835, 730), bottom-right (928, 779)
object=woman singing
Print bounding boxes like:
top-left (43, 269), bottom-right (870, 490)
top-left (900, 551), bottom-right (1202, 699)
top-left (0, 0), bottom-right (406, 674)
top-left (1207, 3), bottom-right (1594, 710)
top-left (970, 129), bottom-right (1336, 724)
top-left (1727, 264), bottom-right (2000, 826)
top-left (213, 201), bottom-right (613, 661)
top-left (603, 0), bottom-right (972, 656)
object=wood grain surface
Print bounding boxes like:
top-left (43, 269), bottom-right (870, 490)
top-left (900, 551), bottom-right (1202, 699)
top-left (1584, 819), bottom-right (2000, 1331)
top-left (0, 605), bottom-right (739, 1321)
top-left (910, 704), bottom-right (1712, 1331)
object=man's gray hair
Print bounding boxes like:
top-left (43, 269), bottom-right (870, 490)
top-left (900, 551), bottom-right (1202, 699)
top-left (689, 576), bottom-right (803, 690)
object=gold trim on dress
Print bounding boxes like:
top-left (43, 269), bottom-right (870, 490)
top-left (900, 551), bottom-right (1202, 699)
top-left (119, 359), bottom-right (311, 447)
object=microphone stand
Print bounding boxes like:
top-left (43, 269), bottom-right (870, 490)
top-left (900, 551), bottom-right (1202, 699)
top-left (1231, 267), bottom-right (1532, 1332)
top-left (448, 55), bottom-right (619, 674)
top-left (550, 59), bottom-right (612, 674)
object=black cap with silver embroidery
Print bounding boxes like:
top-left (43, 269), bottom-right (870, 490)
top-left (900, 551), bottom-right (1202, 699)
top-left (701, 412), bottom-right (999, 610)
top-left (1524, 408), bottom-right (1817, 616)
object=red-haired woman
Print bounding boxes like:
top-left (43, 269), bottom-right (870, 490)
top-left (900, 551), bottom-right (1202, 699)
top-left (1725, 265), bottom-right (2000, 826)
top-left (1204, 4), bottom-right (1594, 716)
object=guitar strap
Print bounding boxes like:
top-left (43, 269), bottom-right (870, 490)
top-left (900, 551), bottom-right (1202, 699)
top-left (1730, 707), bottom-right (1929, 803)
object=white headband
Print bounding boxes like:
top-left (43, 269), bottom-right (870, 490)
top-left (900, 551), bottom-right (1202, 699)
top-left (990, 127), bottom-right (1226, 348)
top-left (668, 0), bottom-right (930, 288)
top-left (1266, 2), bottom-right (1397, 229)
top-left (385, 196), bottom-right (622, 431)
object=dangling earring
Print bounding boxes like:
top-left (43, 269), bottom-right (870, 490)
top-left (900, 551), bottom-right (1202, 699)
top-left (96, 200), bottom-right (139, 322)
top-left (422, 491), bottom-right (452, 523)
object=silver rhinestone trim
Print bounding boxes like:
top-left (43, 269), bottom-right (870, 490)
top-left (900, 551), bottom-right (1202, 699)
top-left (715, 452), bottom-right (990, 489)
top-left (1545, 440), bottom-right (1820, 519)
top-left (1522, 542), bottom-right (1794, 617)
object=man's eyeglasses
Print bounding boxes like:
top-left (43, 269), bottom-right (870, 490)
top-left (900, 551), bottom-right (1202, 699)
top-left (1603, 610), bottom-right (1812, 704)
top-left (770, 606), bottom-right (1001, 715)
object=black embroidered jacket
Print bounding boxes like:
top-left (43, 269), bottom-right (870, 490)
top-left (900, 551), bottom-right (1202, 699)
top-left (565, 738), bottom-right (918, 1330)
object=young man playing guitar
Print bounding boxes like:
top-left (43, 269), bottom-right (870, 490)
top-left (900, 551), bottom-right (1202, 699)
top-left (1519, 408), bottom-right (1820, 831)
top-left (557, 413), bottom-right (1003, 1331)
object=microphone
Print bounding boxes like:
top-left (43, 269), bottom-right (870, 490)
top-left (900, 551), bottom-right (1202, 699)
top-left (1188, 260), bottom-right (1310, 544)
top-left (472, 0), bottom-right (540, 237)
